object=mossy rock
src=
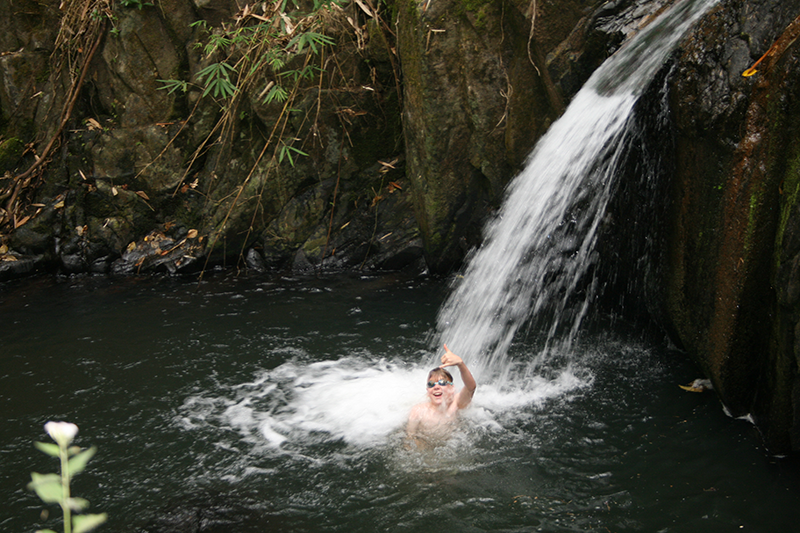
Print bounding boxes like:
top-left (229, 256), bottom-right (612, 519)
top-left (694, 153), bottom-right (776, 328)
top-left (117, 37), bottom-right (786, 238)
top-left (0, 137), bottom-right (24, 172)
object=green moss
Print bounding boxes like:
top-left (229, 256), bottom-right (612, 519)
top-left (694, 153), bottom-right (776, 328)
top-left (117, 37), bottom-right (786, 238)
top-left (743, 182), bottom-right (763, 257)
top-left (455, 0), bottom-right (495, 29)
top-left (774, 150), bottom-right (800, 263)
top-left (0, 137), bottom-right (24, 172)
top-left (770, 80), bottom-right (800, 269)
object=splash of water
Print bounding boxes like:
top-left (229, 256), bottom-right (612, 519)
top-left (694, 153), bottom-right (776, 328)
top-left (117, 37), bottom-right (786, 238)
top-left (177, 353), bottom-right (587, 458)
top-left (435, 0), bottom-right (719, 380)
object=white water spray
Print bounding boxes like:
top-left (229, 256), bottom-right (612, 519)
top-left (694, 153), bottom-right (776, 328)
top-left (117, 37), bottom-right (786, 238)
top-left (435, 0), bottom-right (719, 379)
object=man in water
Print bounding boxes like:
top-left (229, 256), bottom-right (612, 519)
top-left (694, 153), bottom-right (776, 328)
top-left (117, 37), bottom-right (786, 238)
top-left (406, 344), bottom-right (477, 449)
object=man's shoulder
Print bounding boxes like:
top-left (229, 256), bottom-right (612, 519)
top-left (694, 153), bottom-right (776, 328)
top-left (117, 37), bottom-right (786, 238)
top-left (408, 402), bottom-right (430, 418)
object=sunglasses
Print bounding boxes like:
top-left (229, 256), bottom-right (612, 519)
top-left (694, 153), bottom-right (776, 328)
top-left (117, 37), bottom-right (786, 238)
top-left (427, 379), bottom-right (453, 388)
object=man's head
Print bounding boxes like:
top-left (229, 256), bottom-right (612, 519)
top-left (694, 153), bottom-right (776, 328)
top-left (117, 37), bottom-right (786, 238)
top-left (426, 367), bottom-right (454, 405)
top-left (427, 367), bottom-right (453, 384)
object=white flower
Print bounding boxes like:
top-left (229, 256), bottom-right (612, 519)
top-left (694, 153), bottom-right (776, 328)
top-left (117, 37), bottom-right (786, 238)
top-left (44, 421), bottom-right (79, 447)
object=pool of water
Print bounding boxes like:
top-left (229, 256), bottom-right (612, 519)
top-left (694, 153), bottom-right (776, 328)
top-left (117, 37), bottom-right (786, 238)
top-left (1, 273), bottom-right (799, 532)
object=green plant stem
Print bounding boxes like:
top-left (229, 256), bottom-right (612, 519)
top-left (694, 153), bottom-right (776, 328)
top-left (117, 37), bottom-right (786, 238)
top-left (59, 444), bottom-right (72, 533)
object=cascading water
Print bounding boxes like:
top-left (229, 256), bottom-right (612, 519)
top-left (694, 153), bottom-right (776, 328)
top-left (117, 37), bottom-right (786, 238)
top-left (435, 0), bottom-right (720, 381)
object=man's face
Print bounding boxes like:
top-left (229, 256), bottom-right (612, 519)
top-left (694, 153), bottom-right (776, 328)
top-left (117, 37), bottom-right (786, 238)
top-left (426, 375), bottom-right (454, 405)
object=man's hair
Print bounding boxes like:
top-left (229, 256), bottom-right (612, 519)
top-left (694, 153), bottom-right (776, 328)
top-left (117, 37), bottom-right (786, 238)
top-left (427, 367), bottom-right (453, 382)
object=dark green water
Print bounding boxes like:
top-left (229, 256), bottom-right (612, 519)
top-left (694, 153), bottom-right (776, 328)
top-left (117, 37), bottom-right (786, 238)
top-left (2, 273), bottom-right (799, 532)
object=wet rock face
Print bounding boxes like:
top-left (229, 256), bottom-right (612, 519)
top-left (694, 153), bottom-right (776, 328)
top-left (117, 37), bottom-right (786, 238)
top-left (395, 0), bottom-right (618, 273)
top-left (662, 0), bottom-right (800, 452)
top-left (0, 0), bottom-right (417, 276)
top-left (0, 0), bottom-right (670, 278)
top-left (0, 1), bottom-right (59, 140)
top-left (1, 0), bottom-right (630, 278)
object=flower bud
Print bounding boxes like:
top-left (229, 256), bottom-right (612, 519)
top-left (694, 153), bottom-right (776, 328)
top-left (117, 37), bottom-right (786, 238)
top-left (44, 421), bottom-right (79, 447)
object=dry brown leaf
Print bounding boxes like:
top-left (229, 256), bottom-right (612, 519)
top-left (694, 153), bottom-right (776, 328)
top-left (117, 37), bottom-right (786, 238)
top-left (280, 12), bottom-right (295, 35)
top-left (187, 229), bottom-right (198, 239)
top-left (135, 190), bottom-right (150, 200)
top-left (354, 0), bottom-right (373, 17)
top-left (126, 241), bottom-right (137, 253)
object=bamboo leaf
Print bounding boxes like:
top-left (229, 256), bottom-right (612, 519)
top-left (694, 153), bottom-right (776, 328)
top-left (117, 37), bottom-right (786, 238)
top-left (157, 79), bottom-right (188, 94)
top-left (263, 84), bottom-right (288, 104)
top-left (198, 63), bottom-right (236, 99)
top-left (287, 145), bottom-right (308, 157)
top-left (278, 144), bottom-right (308, 167)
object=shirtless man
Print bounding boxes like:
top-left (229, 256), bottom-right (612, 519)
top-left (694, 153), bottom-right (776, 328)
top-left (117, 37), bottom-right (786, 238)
top-left (406, 344), bottom-right (477, 449)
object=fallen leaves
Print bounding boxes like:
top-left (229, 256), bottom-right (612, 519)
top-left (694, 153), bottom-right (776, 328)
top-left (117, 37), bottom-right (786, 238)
top-left (85, 117), bottom-right (103, 131)
top-left (679, 378), bottom-right (713, 392)
top-left (120, 226), bottom-right (205, 274)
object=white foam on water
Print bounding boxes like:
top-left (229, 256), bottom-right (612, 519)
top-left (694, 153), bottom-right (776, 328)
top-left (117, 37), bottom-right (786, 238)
top-left (177, 352), bottom-right (590, 453)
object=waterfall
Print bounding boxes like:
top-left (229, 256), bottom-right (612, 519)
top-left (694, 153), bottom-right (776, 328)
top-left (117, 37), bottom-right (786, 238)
top-left (434, 0), bottom-right (719, 379)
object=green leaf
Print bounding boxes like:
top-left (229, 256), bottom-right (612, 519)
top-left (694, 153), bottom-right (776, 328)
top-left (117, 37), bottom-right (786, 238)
top-left (73, 513), bottom-right (108, 533)
top-left (299, 65), bottom-right (322, 80)
top-left (197, 63), bottom-right (237, 100)
top-left (278, 144), bottom-right (308, 167)
top-left (67, 446), bottom-right (96, 476)
top-left (196, 62), bottom-right (233, 82)
top-left (28, 472), bottom-right (63, 504)
top-left (289, 32), bottom-right (335, 54)
top-left (204, 33), bottom-right (233, 55)
top-left (289, 145), bottom-right (308, 157)
top-left (36, 529), bottom-right (58, 533)
top-left (158, 79), bottom-right (188, 95)
top-left (66, 497), bottom-right (90, 511)
top-left (263, 84), bottom-right (288, 104)
top-left (203, 78), bottom-right (236, 99)
top-left (34, 441), bottom-right (61, 457)
top-left (266, 52), bottom-right (286, 71)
